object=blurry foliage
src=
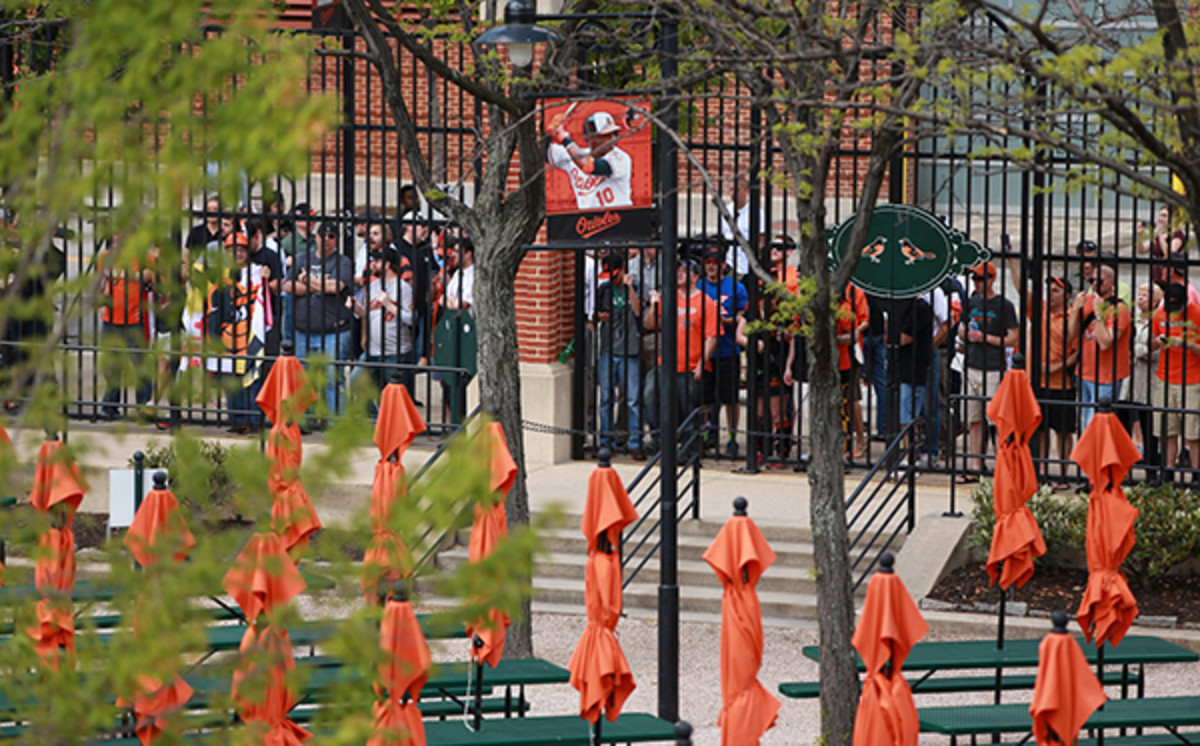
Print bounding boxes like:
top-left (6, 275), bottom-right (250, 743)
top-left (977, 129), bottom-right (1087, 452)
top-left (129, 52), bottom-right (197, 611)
top-left (0, 2), bottom-right (549, 742)
top-left (967, 479), bottom-right (1200, 588)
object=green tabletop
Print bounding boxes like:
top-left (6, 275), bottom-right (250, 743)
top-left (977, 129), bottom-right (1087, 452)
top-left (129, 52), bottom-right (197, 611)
top-left (423, 713), bottom-right (677, 745)
top-left (919, 695), bottom-right (1200, 736)
top-left (802, 635), bottom-right (1199, 671)
top-left (202, 615), bottom-right (466, 652)
top-left (0, 579), bottom-right (114, 603)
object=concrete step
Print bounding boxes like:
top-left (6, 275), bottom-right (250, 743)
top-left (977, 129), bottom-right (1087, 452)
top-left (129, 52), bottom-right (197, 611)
top-left (532, 577), bottom-right (820, 622)
top-left (540, 528), bottom-right (815, 565)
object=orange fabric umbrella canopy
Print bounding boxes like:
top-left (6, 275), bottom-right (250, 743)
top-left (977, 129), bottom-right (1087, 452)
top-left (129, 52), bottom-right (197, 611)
top-left (702, 499), bottom-right (780, 746)
top-left (363, 382), bottom-right (426, 602)
top-left (124, 472), bottom-right (196, 568)
top-left (27, 438), bottom-right (87, 670)
top-left (120, 471), bottom-right (197, 744)
top-left (256, 353), bottom-right (318, 427)
top-left (1071, 411), bottom-right (1141, 647)
top-left (1029, 613), bottom-right (1107, 746)
top-left (851, 553), bottom-right (929, 746)
top-left (370, 591), bottom-right (432, 746)
top-left (567, 461), bottom-right (638, 725)
top-left (222, 532), bottom-right (308, 623)
top-left (464, 420), bottom-right (518, 668)
top-left (258, 354), bottom-right (321, 555)
top-left (224, 532), bottom-right (311, 744)
top-left (985, 366), bottom-right (1046, 590)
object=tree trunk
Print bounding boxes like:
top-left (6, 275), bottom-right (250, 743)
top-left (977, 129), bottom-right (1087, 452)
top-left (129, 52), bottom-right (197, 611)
top-left (473, 232), bottom-right (534, 658)
top-left (805, 300), bottom-right (857, 745)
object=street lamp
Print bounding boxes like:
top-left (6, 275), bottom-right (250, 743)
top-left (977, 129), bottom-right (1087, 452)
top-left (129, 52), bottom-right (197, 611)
top-left (474, 0), bottom-right (563, 68)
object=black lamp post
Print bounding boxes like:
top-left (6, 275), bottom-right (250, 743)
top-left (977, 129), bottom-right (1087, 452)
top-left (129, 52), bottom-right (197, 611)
top-left (473, 0), bottom-right (563, 67)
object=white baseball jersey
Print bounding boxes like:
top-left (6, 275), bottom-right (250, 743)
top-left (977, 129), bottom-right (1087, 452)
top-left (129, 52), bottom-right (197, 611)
top-left (547, 143), bottom-right (634, 210)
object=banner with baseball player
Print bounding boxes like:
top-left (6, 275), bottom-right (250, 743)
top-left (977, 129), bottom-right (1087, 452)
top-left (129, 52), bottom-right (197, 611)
top-left (543, 98), bottom-right (653, 242)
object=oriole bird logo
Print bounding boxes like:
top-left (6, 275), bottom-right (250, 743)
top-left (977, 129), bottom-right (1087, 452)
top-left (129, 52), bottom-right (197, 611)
top-left (861, 239), bottom-right (886, 263)
top-left (899, 238), bottom-right (937, 265)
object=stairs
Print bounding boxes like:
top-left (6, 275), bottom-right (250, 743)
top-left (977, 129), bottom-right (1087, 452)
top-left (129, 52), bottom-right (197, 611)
top-left (439, 517), bottom-right (837, 629)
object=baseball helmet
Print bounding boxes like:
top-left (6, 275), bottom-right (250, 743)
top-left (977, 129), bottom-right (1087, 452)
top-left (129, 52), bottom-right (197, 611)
top-left (583, 111), bottom-right (621, 137)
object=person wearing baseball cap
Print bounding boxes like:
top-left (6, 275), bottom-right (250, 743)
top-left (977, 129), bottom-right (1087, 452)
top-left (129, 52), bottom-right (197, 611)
top-left (1031, 274), bottom-right (1079, 491)
top-left (545, 107), bottom-right (635, 210)
top-left (958, 259), bottom-right (1019, 482)
top-left (1151, 281), bottom-right (1200, 480)
top-left (697, 242), bottom-right (748, 458)
top-left (1068, 253), bottom-right (1131, 430)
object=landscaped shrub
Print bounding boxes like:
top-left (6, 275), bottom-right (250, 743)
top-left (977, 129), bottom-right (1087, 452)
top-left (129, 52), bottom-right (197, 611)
top-left (966, 479), bottom-right (1200, 587)
top-left (132, 439), bottom-right (242, 528)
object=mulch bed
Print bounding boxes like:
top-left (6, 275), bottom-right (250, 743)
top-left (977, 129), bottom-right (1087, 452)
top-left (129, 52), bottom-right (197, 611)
top-left (927, 564), bottom-right (1200, 626)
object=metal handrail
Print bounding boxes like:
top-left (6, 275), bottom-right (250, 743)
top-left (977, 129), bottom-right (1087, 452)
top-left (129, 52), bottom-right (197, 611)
top-left (410, 405), bottom-right (484, 571)
top-left (620, 408), bottom-right (703, 590)
top-left (845, 420), bottom-right (920, 591)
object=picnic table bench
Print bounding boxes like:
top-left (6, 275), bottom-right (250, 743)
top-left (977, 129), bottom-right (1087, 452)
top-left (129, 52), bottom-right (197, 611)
top-left (799, 635), bottom-right (1198, 700)
top-left (84, 712), bottom-right (679, 745)
top-left (779, 669), bottom-right (1141, 699)
top-left (918, 694), bottom-right (1200, 744)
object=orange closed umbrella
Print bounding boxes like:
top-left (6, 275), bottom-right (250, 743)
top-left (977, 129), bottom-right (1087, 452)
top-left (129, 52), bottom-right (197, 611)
top-left (258, 347), bottom-right (321, 556)
top-left (119, 471), bottom-right (196, 744)
top-left (1071, 406), bottom-right (1141, 648)
top-left (463, 420), bottom-right (518, 730)
top-left (256, 350), bottom-right (318, 429)
top-left (124, 471), bottom-right (196, 568)
top-left (27, 436), bottom-right (86, 670)
top-left (703, 498), bottom-right (780, 746)
top-left (567, 451), bottom-right (638, 740)
top-left (1030, 611), bottom-right (1107, 746)
top-left (363, 381), bottom-right (426, 603)
top-left (223, 532), bottom-right (310, 744)
top-left (851, 552), bottom-right (929, 746)
top-left (985, 360), bottom-right (1046, 590)
top-left (370, 582), bottom-right (431, 746)
top-left (465, 420), bottom-right (518, 668)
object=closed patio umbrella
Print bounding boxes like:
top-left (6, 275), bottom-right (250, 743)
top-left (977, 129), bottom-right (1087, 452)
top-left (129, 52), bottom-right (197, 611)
top-left (119, 471), bottom-right (197, 744)
top-left (369, 581), bottom-right (431, 746)
top-left (702, 497), bottom-right (780, 746)
top-left (1070, 401), bottom-right (1140, 648)
top-left (27, 436), bottom-right (86, 670)
top-left (567, 449), bottom-right (638, 745)
top-left (851, 551), bottom-right (928, 746)
top-left (1029, 611), bottom-right (1107, 746)
top-left (223, 531), bottom-right (310, 743)
top-left (257, 345), bottom-right (321, 555)
top-left (363, 378), bottom-right (426, 602)
top-left (985, 355), bottom-right (1046, 591)
top-left (464, 419), bottom-right (517, 729)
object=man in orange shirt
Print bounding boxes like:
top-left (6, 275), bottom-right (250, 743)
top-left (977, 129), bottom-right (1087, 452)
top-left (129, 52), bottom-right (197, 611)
top-left (1151, 284), bottom-right (1200, 478)
top-left (1069, 257), bottom-right (1131, 429)
top-left (96, 236), bottom-right (156, 420)
top-left (643, 257), bottom-right (719, 451)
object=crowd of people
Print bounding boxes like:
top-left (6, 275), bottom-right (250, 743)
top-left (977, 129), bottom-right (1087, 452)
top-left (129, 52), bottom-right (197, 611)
top-left (93, 191), bottom-right (476, 431)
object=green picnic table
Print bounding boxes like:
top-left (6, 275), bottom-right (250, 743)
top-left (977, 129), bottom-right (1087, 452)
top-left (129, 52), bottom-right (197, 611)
top-left (918, 694), bottom-right (1200, 742)
top-left (85, 712), bottom-right (679, 745)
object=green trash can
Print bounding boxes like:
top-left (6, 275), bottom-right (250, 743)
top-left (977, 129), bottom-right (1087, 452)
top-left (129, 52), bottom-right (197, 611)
top-left (433, 309), bottom-right (478, 423)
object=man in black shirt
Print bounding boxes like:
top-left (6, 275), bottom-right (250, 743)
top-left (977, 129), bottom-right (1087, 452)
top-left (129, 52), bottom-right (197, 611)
top-left (287, 221), bottom-right (355, 418)
top-left (959, 261), bottom-right (1019, 480)
top-left (184, 198), bottom-right (222, 251)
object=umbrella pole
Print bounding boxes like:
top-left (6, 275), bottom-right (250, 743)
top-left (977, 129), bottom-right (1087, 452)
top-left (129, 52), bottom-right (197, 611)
top-left (994, 561), bottom-right (1006, 709)
top-left (1096, 643), bottom-right (1105, 746)
top-left (472, 635), bottom-right (485, 731)
top-left (593, 717), bottom-right (602, 746)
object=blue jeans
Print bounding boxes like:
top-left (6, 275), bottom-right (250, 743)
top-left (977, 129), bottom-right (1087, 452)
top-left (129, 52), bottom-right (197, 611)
top-left (101, 321), bottom-right (153, 413)
top-left (294, 329), bottom-right (352, 416)
top-left (598, 353), bottom-right (642, 450)
top-left (864, 333), bottom-right (888, 436)
top-left (281, 293), bottom-right (294, 344)
top-left (899, 382), bottom-right (925, 427)
top-left (222, 373), bottom-right (256, 426)
top-left (1080, 379), bottom-right (1122, 431)
top-left (923, 348), bottom-right (942, 456)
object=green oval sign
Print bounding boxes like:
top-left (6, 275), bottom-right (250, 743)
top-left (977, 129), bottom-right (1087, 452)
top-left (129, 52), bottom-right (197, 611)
top-left (828, 204), bottom-right (988, 298)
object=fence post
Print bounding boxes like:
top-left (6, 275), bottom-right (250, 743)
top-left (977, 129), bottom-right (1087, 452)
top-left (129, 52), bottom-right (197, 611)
top-left (674, 721), bottom-right (693, 746)
top-left (132, 451), bottom-right (145, 514)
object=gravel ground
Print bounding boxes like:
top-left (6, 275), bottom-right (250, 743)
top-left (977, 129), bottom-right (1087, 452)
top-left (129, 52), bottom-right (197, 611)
top-left (525, 611), bottom-right (1200, 746)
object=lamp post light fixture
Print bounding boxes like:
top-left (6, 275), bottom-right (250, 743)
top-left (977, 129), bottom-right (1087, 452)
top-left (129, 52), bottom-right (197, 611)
top-left (474, 0), bottom-right (563, 68)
